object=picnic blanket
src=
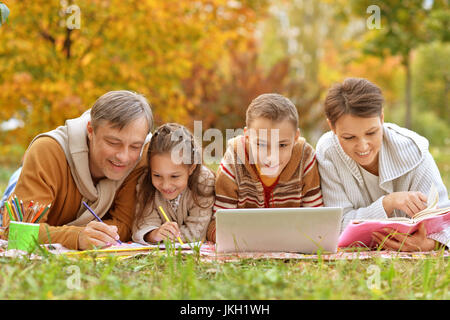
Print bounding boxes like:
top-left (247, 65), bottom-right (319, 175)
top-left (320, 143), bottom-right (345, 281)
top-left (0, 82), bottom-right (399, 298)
top-left (1, 239), bottom-right (448, 261)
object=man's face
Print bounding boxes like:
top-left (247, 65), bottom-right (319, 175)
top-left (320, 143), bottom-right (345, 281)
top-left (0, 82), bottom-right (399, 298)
top-left (87, 117), bottom-right (149, 181)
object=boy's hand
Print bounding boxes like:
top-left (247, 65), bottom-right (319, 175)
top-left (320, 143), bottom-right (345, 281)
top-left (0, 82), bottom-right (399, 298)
top-left (78, 221), bottom-right (120, 250)
top-left (148, 221), bottom-right (181, 243)
top-left (382, 191), bottom-right (428, 217)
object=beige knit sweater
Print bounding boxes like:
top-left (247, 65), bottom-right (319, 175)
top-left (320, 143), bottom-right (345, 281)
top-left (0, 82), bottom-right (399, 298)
top-left (132, 165), bottom-right (215, 244)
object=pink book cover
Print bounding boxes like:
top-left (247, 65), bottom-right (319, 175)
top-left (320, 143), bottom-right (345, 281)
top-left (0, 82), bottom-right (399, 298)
top-left (338, 209), bottom-right (450, 248)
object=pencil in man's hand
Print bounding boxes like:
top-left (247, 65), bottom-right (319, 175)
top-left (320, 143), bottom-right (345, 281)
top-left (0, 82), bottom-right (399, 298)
top-left (82, 201), bottom-right (122, 245)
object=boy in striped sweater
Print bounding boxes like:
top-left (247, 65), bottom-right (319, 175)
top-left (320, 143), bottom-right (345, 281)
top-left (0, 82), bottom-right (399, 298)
top-left (206, 93), bottom-right (323, 242)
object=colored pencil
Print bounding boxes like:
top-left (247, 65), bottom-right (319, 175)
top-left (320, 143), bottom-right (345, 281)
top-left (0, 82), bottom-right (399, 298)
top-left (4, 195), bottom-right (52, 224)
top-left (20, 200), bottom-right (25, 220)
top-left (33, 204), bottom-right (51, 223)
top-left (5, 201), bottom-right (15, 222)
top-left (158, 206), bottom-right (184, 245)
top-left (31, 205), bottom-right (45, 223)
top-left (11, 199), bottom-right (20, 221)
top-left (13, 195), bottom-right (23, 221)
top-left (82, 201), bottom-right (122, 244)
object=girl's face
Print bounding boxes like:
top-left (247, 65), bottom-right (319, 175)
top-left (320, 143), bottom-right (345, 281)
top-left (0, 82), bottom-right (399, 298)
top-left (150, 152), bottom-right (195, 200)
top-left (330, 113), bottom-right (384, 175)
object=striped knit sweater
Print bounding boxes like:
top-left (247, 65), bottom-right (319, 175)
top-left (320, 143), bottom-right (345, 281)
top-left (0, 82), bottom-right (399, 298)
top-left (206, 135), bottom-right (323, 241)
top-left (316, 122), bottom-right (450, 247)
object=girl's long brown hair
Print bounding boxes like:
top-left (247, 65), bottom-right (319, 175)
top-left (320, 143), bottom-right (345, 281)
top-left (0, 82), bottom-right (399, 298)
top-left (136, 123), bottom-right (215, 225)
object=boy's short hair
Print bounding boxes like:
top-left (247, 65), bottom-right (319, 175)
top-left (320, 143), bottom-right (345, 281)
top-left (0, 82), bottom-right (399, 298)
top-left (91, 90), bottom-right (153, 133)
top-left (246, 93), bottom-right (299, 129)
top-left (324, 78), bottom-right (384, 127)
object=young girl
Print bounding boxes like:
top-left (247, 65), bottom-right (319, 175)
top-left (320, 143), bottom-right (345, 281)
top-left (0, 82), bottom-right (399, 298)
top-left (132, 123), bottom-right (215, 244)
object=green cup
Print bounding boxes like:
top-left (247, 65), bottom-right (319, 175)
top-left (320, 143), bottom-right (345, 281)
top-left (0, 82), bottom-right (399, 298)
top-left (7, 221), bottom-right (40, 252)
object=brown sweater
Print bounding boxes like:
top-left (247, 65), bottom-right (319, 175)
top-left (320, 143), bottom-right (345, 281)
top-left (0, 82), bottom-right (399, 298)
top-left (206, 135), bottom-right (323, 242)
top-left (1, 137), bottom-right (147, 249)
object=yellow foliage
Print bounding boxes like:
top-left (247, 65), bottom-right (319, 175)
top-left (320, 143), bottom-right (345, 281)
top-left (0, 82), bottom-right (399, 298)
top-left (0, 0), bottom-right (267, 149)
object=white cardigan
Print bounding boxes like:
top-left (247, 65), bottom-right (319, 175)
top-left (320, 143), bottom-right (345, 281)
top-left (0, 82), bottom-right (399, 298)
top-left (316, 123), bottom-right (450, 247)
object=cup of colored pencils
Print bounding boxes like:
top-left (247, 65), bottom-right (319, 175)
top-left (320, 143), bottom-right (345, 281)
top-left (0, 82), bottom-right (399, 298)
top-left (5, 195), bottom-right (51, 252)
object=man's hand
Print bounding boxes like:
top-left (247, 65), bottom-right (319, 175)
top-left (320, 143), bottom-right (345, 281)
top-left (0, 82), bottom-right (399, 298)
top-left (78, 221), bottom-right (121, 250)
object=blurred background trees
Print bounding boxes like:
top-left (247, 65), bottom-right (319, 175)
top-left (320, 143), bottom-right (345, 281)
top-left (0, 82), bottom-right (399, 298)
top-left (0, 0), bottom-right (448, 172)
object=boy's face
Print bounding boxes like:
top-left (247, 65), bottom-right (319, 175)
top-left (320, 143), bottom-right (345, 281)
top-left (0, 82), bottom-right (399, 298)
top-left (245, 117), bottom-right (300, 177)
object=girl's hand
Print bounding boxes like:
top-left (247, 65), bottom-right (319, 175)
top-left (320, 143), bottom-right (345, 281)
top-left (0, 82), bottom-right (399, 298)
top-left (147, 221), bottom-right (181, 243)
top-left (382, 191), bottom-right (428, 217)
top-left (372, 222), bottom-right (436, 252)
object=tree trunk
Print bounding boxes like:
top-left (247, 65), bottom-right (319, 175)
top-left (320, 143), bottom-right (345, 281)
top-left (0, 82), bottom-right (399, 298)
top-left (404, 52), bottom-right (412, 129)
top-left (64, 27), bottom-right (73, 60)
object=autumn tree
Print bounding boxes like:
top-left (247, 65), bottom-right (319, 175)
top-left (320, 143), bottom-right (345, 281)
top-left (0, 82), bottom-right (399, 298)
top-left (0, 0), bottom-right (268, 151)
top-left (347, 0), bottom-right (449, 128)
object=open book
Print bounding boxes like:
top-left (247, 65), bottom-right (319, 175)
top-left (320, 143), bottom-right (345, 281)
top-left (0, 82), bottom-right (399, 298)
top-left (338, 184), bottom-right (450, 248)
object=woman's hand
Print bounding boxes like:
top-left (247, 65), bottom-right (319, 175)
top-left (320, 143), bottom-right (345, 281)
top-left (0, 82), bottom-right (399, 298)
top-left (372, 222), bottom-right (437, 252)
top-left (147, 221), bottom-right (181, 243)
top-left (382, 191), bottom-right (428, 217)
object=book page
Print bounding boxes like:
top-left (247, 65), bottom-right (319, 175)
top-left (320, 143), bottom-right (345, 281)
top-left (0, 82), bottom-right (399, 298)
top-left (351, 184), bottom-right (440, 224)
top-left (412, 183), bottom-right (441, 221)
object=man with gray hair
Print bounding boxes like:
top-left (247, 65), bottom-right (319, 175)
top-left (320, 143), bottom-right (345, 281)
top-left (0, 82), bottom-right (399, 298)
top-left (1, 90), bottom-right (153, 250)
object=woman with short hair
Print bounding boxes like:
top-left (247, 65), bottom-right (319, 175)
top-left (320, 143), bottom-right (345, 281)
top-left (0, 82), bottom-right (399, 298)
top-left (316, 78), bottom-right (450, 251)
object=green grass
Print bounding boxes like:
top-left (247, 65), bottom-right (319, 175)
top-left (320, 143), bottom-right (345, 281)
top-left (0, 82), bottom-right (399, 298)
top-left (0, 250), bottom-right (448, 299)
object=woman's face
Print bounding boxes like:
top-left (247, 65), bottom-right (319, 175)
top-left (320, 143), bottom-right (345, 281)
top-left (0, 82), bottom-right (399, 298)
top-left (330, 113), bottom-right (384, 175)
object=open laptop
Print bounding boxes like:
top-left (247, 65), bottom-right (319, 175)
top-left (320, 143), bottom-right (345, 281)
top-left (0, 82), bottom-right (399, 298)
top-left (215, 207), bottom-right (343, 254)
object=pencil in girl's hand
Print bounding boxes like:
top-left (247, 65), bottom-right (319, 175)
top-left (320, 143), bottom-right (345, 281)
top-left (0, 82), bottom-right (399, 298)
top-left (158, 206), bottom-right (184, 245)
top-left (82, 201), bottom-right (122, 245)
